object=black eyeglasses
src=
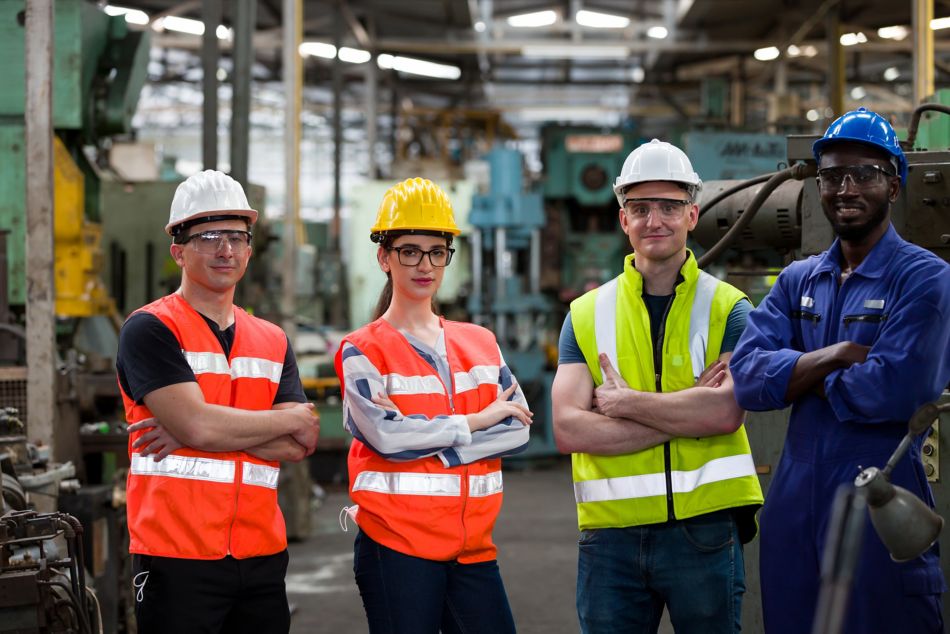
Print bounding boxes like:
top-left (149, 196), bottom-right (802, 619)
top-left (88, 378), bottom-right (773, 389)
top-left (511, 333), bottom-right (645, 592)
top-left (817, 164), bottom-right (896, 191)
top-left (179, 230), bottom-right (253, 255)
top-left (388, 245), bottom-right (455, 267)
top-left (622, 197), bottom-right (691, 220)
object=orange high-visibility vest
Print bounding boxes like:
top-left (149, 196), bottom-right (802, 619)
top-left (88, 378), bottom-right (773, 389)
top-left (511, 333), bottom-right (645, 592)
top-left (121, 293), bottom-right (288, 560)
top-left (336, 318), bottom-right (505, 564)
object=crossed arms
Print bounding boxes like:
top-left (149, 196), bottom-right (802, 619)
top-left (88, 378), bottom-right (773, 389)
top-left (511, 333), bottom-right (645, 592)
top-left (130, 381), bottom-right (320, 462)
top-left (552, 352), bottom-right (744, 456)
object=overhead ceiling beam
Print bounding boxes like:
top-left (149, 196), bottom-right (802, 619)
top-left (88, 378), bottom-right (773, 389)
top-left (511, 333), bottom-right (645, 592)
top-left (337, 0), bottom-right (373, 49)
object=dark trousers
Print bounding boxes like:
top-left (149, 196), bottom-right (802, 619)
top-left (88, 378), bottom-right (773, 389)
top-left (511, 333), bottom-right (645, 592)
top-left (132, 550), bottom-right (290, 634)
top-left (353, 530), bottom-right (516, 634)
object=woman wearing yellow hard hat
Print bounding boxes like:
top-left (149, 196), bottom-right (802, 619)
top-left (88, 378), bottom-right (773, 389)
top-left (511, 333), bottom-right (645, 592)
top-left (334, 177), bottom-right (532, 633)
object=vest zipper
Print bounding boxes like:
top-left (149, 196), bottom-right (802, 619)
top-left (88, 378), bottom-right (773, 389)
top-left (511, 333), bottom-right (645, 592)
top-left (653, 294), bottom-right (676, 522)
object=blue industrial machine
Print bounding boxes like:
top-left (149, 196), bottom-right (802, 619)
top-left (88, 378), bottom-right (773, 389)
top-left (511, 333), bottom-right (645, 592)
top-left (468, 147), bottom-right (556, 457)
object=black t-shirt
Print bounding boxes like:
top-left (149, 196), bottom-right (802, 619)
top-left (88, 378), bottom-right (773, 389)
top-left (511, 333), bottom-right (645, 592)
top-left (116, 312), bottom-right (306, 406)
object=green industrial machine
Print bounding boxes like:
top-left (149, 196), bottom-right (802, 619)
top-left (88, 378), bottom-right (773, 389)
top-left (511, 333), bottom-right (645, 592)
top-left (540, 125), bottom-right (643, 303)
top-left (0, 4), bottom-right (150, 633)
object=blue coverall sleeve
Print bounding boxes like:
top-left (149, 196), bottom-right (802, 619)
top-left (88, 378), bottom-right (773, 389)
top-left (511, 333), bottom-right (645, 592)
top-left (729, 269), bottom-right (805, 411)
top-left (824, 272), bottom-right (950, 424)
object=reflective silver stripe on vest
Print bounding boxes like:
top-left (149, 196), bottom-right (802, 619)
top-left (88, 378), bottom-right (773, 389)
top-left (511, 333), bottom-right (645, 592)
top-left (182, 351), bottom-right (230, 376)
top-left (594, 277), bottom-right (620, 376)
top-left (574, 454), bottom-right (757, 503)
top-left (130, 453), bottom-right (235, 484)
top-left (231, 357), bottom-right (282, 383)
top-left (242, 462), bottom-right (280, 489)
top-left (382, 373), bottom-right (446, 396)
top-left (468, 471), bottom-right (504, 497)
top-left (182, 352), bottom-right (281, 384)
top-left (352, 471), bottom-right (461, 496)
top-left (688, 271), bottom-right (719, 380)
top-left (454, 365), bottom-right (500, 394)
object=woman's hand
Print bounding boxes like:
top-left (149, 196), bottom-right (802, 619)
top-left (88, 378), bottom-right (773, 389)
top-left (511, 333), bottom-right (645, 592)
top-left (128, 418), bottom-right (184, 461)
top-left (467, 383), bottom-right (533, 432)
top-left (372, 392), bottom-right (402, 414)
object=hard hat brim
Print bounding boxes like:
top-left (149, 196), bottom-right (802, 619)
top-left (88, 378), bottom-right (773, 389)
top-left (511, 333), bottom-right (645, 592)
top-left (165, 208), bottom-right (259, 236)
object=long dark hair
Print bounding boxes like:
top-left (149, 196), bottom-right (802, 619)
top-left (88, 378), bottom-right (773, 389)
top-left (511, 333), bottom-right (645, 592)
top-left (371, 231), bottom-right (453, 320)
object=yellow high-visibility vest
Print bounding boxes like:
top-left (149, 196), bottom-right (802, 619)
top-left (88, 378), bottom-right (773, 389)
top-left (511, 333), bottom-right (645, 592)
top-left (569, 251), bottom-right (763, 533)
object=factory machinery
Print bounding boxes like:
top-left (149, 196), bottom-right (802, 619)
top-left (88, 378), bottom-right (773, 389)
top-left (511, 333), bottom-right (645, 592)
top-left (690, 103), bottom-right (950, 630)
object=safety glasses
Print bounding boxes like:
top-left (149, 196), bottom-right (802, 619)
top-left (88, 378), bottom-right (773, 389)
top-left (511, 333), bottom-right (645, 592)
top-left (179, 230), bottom-right (253, 255)
top-left (622, 197), bottom-right (691, 220)
top-left (816, 164), bottom-right (896, 191)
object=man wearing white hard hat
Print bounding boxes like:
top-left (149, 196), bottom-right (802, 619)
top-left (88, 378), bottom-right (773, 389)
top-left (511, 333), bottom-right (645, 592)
top-left (115, 170), bottom-right (319, 633)
top-left (552, 140), bottom-right (763, 633)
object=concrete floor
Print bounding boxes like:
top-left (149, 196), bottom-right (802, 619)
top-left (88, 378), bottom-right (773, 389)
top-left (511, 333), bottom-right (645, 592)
top-left (285, 458), bottom-right (680, 633)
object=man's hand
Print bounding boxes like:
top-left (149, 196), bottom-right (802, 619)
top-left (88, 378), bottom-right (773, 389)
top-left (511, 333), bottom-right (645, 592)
top-left (696, 360), bottom-right (727, 388)
top-left (592, 353), bottom-right (632, 418)
top-left (128, 418), bottom-right (184, 461)
top-left (283, 402), bottom-right (320, 456)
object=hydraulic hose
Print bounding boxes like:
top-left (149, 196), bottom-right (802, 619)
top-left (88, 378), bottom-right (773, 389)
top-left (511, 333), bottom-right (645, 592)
top-left (697, 162), bottom-right (816, 268)
top-left (697, 172), bottom-right (773, 220)
top-left (903, 103), bottom-right (950, 150)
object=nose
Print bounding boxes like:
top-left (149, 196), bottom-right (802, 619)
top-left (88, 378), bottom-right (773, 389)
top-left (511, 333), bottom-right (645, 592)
top-left (836, 173), bottom-right (860, 195)
top-left (644, 207), bottom-right (664, 227)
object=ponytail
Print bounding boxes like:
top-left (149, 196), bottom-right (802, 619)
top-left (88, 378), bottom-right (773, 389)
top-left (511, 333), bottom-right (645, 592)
top-left (373, 274), bottom-right (393, 320)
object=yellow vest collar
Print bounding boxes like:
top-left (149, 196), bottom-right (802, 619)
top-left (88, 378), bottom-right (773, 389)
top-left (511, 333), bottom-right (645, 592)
top-left (622, 250), bottom-right (699, 294)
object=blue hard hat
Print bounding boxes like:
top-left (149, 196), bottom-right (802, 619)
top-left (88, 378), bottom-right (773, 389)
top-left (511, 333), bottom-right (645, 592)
top-left (812, 107), bottom-right (907, 184)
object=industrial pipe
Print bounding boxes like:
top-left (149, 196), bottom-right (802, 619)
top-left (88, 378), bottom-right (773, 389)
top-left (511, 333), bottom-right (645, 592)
top-left (697, 172), bottom-right (772, 220)
top-left (697, 162), bottom-right (816, 268)
top-left (903, 102), bottom-right (950, 150)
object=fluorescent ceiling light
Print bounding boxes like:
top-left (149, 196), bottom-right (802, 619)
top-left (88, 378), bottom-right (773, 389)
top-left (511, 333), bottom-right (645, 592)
top-left (507, 10), bottom-right (557, 28)
top-left (883, 66), bottom-right (900, 81)
top-left (299, 42), bottom-right (336, 59)
top-left (522, 44), bottom-right (628, 59)
top-left (474, 20), bottom-right (487, 32)
top-left (800, 45), bottom-right (818, 57)
top-left (154, 16), bottom-right (231, 40)
top-left (840, 32), bottom-right (867, 46)
top-left (519, 107), bottom-right (615, 123)
top-left (754, 46), bottom-right (780, 61)
top-left (806, 109), bottom-right (820, 122)
top-left (786, 45), bottom-right (801, 57)
top-left (339, 47), bottom-right (371, 64)
top-left (647, 26), bottom-right (668, 39)
top-left (104, 5), bottom-right (149, 25)
top-left (631, 67), bottom-right (645, 83)
top-left (576, 10), bottom-right (629, 29)
top-left (878, 25), bottom-right (909, 40)
top-left (932, 17), bottom-right (950, 30)
top-left (850, 86), bottom-right (866, 100)
top-left (377, 54), bottom-right (461, 80)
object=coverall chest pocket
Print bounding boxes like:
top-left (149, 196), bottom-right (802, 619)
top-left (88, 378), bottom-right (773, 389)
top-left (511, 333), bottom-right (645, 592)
top-left (790, 310), bottom-right (822, 350)
top-left (842, 312), bottom-right (888, 346)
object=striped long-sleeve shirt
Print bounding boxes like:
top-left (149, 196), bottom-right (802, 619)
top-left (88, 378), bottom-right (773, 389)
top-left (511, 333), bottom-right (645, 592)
top-left (339, 329), bottom-right (530, 467)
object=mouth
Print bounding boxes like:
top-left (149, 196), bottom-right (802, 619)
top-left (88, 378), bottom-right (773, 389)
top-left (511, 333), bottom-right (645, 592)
top-left (412, 277), bottom-right (434, 285)
top-left (833, 205), bottom-right (865, 219)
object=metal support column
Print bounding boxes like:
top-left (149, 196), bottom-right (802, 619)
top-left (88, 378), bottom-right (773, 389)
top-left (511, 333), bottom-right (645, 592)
top-left (913, 0), bottom-right (935, 106)
top-left (494, 227), bottom-right (507, 345)
top-left (24, 0), bottom-right (56, 451)
top-left (826, 10), bottom-right (844, 117)
top-left (202, 0), bottom-right (222, 170)
top-left (230, 0), bottom-right (255, 186)
top-left (281, 0), bottom-right (301, 339)
top-left (730, 59), bottom-right (746, 129)
top-left (329, 5), bottom-right (346, 326)
top-left (366, 53), bottom-right (378, 179)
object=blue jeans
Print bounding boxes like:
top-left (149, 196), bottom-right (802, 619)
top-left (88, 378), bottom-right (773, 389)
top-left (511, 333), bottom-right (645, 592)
top-left (577, 511), bottom-right (745, 634)
top-left (353, 530), bottom-right (516, 634)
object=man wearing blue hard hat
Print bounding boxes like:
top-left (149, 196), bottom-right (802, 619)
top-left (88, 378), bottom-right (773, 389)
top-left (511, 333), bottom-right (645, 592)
top-left (730, 107), bottom-right (950, 633)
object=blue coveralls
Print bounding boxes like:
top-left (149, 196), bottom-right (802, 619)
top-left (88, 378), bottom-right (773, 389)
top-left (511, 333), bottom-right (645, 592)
top-left (731, 225), bottom-right (950, 634)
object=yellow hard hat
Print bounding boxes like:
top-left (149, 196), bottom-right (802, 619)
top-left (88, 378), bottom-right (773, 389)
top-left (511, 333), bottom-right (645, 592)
top-left (370, 177), bottom-right (460, 240)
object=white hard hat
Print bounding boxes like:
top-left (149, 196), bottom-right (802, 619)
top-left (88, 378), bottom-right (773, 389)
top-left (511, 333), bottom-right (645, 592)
top-left (165, 170), bottom-right (259, 236)
top-left (613, 139), bottom-right (702, 205)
